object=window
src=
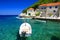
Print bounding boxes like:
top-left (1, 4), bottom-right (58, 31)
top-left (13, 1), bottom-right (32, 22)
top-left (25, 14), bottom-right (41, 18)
top-left (55, 6), bottom-right (58, 8)
top-left (49, 6), bottom-right (52, 9)
top-left (53, 10), bottom-right (56, 12)
top-left (41, 7), bottom-right (43, 9)
top-left (44, 7), bottom-right (46, 9)
top-left (28, 13), bottom-right (31, 15)
top-left (29, 10), bottom-right (32, 12)
top-left (41, 7), bottom-right (46, 9)
top-left (30, 10), bottom-right (32, 12)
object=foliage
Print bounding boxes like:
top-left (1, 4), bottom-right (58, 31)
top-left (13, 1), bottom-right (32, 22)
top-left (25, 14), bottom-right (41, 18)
top-left (35, 12), bottom-right (40, 16)
top-left (48, 13), bottom-right (53, 17)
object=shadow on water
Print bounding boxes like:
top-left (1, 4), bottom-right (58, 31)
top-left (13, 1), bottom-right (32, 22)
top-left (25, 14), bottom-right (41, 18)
top-left (51, 36), bottom-right (60, 40)
top-left (16, 32), bottom-right (27, 40)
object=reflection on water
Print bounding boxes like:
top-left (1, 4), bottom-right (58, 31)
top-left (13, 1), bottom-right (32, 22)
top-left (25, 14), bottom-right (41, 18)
top-left (51, 35), bottom-right (60, 40)
top-left (16, 32), bottom-right (27, 40)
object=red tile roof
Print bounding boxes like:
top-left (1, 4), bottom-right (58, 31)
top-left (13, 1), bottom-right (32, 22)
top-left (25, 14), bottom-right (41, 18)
top-left (28, 8), bottom-right (34, 10)
top-left (40, 2), bottom-right (60, 6)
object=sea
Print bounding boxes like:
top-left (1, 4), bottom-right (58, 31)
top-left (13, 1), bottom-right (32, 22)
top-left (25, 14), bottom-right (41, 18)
top-left (0, 15), bottom-right (60, 40)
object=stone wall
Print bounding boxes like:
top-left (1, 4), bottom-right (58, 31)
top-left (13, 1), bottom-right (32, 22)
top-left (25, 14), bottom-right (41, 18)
top-left (46, 6), bottom-right (59, 17)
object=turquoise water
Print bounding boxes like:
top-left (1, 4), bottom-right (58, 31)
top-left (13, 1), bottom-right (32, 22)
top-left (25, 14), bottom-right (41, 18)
top-left (0, 15), bottom-right (60, 40)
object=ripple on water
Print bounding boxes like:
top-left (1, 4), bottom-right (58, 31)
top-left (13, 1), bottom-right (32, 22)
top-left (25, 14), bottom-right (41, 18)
top-left (0, 16), bottom-right (60, 40)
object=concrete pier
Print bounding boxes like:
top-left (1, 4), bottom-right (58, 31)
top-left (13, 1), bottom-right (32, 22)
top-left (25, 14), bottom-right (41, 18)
top-left (32, 16), bottom-right (60, 21)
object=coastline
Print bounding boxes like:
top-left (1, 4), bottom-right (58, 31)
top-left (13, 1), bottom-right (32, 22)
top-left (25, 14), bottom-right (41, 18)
top-left (19, 15), bottom-right (60, 21)
top-left (32, 16), bottom-right (60, 22)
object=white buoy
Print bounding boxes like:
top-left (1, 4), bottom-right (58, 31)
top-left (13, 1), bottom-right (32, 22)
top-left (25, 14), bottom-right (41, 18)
top-left (19, 22), bottom-right (32, 37)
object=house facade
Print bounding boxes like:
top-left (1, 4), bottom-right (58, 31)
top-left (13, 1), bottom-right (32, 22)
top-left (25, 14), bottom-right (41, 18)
top-left (38, 6), bottom-right (46, 17)
top-left (39, 2), bottom-right (60, 17)
top-left (35, 9), bottom-right (40, 13)
top-left (27, 8), bottom-right (35, 16)
top-left (35, 9), bottom-right (40, 16)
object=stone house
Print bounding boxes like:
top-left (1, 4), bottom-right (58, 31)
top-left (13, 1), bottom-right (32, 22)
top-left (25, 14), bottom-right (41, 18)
top-left (39, 2), bottom-right (60, 17)
top-left (35, 9), bottom-right (40, 16)
top-left (27, 8), bottom-right (35, 16)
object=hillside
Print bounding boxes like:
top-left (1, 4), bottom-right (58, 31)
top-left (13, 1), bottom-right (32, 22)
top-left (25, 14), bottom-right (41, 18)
top-left (22, 0), bottom-right (60, 13)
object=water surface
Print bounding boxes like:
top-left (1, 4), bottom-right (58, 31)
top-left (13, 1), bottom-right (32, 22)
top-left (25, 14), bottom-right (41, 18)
top-left (0, 15), bottom-right (60, 40)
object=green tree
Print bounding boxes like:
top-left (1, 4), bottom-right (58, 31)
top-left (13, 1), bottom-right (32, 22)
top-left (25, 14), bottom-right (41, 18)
top-left (35, 12), bottom-right (40, 16)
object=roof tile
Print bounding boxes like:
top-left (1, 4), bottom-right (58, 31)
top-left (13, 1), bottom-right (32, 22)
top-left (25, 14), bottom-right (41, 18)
top-left (40, 2), bottom-right (60, 6)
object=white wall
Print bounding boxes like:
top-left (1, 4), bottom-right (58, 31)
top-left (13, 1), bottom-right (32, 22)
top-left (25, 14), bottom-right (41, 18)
top-left (58, 6), bottom-right (60, 17)
top-left (46, 6), bottom-right (59, 17)
top-left (38, 6), bottom-right (46, 17)
top-left (27, 10), bottom-right (35, 16)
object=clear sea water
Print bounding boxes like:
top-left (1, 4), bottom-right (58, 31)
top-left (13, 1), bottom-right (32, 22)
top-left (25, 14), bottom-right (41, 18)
top-left (0, 15), bottom-right (60, 40)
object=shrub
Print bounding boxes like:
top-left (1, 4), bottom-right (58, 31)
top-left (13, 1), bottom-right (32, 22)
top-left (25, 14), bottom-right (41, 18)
top-left (35, 12), bottom-right (40, 16)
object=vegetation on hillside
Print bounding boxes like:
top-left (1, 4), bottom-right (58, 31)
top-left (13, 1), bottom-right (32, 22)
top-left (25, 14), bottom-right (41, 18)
top-left (22, 0), bottom-right (60, 13)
